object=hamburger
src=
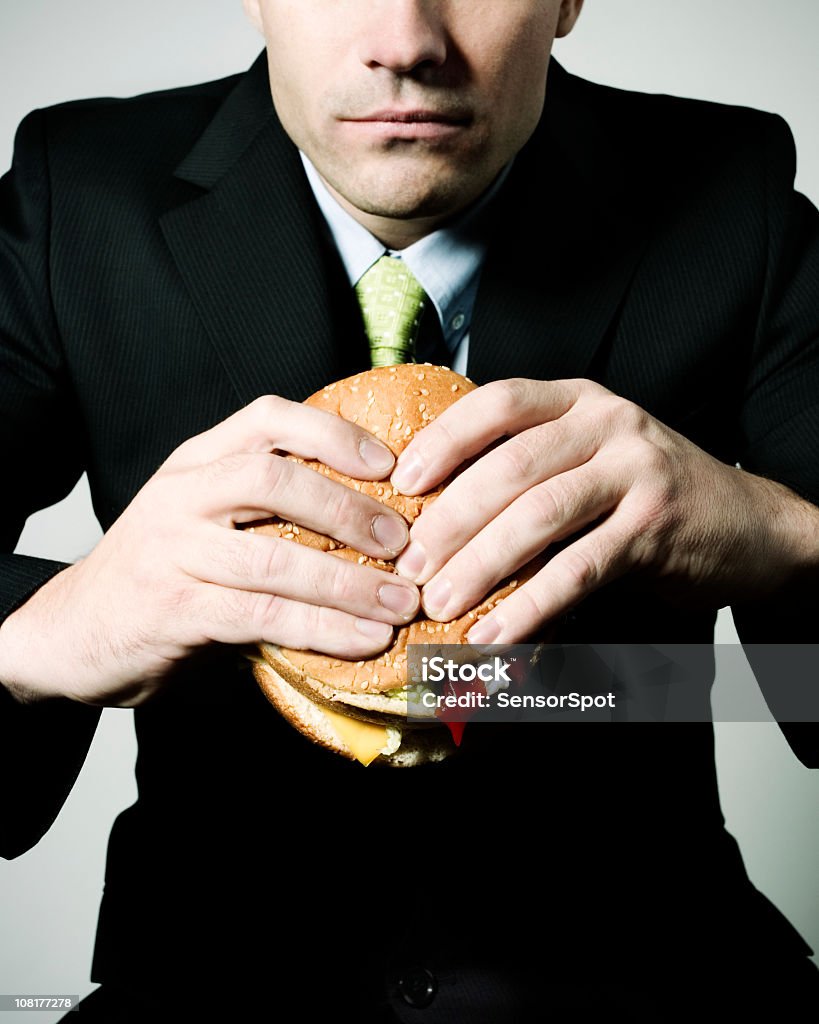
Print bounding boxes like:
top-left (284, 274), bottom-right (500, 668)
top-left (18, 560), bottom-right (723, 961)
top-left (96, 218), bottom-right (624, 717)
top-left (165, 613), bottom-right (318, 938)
top-left (245, 363), bottom-right (541, 766)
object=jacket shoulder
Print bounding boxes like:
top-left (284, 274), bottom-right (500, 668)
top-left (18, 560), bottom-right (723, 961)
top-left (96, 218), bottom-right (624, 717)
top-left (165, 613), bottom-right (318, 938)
top-left (11, 70), bottom-right (248, 181)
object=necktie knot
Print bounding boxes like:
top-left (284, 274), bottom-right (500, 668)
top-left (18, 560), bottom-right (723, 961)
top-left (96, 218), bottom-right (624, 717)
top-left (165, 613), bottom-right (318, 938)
top-left (355, 255), bottom-right (427, 367)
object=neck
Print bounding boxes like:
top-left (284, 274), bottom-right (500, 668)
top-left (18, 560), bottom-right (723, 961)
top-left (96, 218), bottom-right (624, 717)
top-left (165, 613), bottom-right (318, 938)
top-left (320, 178), bottom-right (452, 250)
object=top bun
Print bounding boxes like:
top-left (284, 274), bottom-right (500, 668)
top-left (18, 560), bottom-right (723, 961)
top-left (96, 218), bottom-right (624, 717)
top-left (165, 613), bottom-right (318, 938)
top-left (247, 364), bottom-right (540, 702)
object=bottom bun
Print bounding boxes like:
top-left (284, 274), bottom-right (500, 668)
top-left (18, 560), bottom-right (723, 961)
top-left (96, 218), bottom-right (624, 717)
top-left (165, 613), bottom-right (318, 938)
top-left (252, 659), bottom-right (455, 768)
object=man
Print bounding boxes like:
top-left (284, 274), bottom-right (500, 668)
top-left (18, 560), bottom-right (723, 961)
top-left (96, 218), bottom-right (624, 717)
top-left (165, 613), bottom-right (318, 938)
top-left (1, 0), bottom-right (817, 1019)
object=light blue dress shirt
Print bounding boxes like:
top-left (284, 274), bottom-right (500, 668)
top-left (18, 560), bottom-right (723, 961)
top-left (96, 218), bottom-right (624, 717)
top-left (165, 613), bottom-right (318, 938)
top-left (300, 153), bottom-right (511, 376)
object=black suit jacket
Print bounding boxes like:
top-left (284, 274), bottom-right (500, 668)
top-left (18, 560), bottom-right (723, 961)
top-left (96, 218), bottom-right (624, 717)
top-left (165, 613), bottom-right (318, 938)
top-left (1, 53), bottom-right (818, 1002)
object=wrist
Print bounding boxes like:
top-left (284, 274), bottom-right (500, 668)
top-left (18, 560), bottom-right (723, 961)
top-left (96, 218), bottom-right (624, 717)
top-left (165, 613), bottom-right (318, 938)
top-left (0, 567), bottom-right (81, 703)
top-left (744, 472), bottom-right (819, 589)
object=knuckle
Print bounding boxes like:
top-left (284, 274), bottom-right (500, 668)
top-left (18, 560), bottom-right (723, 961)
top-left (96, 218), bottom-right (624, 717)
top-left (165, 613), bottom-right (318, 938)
top-left (246, 534), bottom-right (292, 584)
top-left (498, 435), bottom-right (538, 483)
top-left (205, 450), bottom-right (252, 484)
top-left (639, 438), bottom-right (673, 478)
top-left (628, 488), bottom-right (676, 551)
top-left (511, 584), bottom-right (548, 628)
top-left (560, 546), bottom-right (600, 592)
top-left (325, 480), bottom-right (362, 528)
top-left (324, 557), bottom-right (361, 609)
top-left (249, 393), bottom-right (285, 428)
top-left (258, 454), bottom-right (292, 504)
top-left (413, 495), bottom-right (455, 545)
top-left (618, 398), bottom-right (649, 435)
top-left (596, 394), bottom-right (630, 431)
top-left (456, 541), bottom-right (495, 588)
top-left (522, 482), bottom-right (565, 533)
top-left (249, 591), bottom-right (287, 636)
top-left (486, 377), bottom-right (528, 421)
top-left (574, 377), bottom-right (609, 399)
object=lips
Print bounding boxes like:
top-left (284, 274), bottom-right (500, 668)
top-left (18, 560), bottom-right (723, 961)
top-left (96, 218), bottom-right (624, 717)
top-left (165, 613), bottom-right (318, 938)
top-left (341, 109), bottom-right (470, 141)
top-left (350, 109), bottom-right (468, 125)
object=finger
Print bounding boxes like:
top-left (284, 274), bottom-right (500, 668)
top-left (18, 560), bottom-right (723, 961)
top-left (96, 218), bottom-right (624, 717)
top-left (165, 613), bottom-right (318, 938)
top-left (164, 394), bottom-right (396, 479)
top-left (464, 514), bottom-right (637, 647)
top-left (418, 457), bottom-right (626, 621)
top-left (390, 377), bottom-right (593, 494)
top-left (395, 412), bottom-right (605, 583)
top-left (180, 452), bottom-right (410, 559)
top-left (182, 525), bottom-right (420, 625)
top-left (190, 582), bottom-right (396, 659)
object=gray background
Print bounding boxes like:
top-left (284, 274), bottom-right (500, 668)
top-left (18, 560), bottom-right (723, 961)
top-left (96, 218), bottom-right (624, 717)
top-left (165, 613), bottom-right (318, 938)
top-left (1, 2), bottom-right (817, 1017)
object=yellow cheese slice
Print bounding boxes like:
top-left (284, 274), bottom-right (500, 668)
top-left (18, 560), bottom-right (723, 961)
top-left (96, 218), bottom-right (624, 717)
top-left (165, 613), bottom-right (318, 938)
top-left (322, 706), bottom-right (390, 766)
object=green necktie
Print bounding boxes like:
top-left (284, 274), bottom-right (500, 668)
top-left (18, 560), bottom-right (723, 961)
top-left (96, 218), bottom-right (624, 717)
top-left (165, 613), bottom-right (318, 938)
top-left (355, 255), bottom-right (427, 367)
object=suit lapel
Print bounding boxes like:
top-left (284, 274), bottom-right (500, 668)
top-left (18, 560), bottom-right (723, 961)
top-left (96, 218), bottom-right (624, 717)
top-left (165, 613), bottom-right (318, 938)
top-left (160, 53), bottom-right (367, 406)
top-left (469, 62), bottom-right (647, 386)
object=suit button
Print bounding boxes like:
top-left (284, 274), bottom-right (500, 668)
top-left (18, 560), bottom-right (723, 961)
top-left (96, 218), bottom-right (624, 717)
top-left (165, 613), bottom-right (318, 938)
top-left (396, 966), bottom-right (437, 1008)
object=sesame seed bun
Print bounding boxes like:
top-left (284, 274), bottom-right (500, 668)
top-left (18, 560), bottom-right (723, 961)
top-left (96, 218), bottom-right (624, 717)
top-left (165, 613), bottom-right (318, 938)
top-left (245, 364), bottom-right (543, 764)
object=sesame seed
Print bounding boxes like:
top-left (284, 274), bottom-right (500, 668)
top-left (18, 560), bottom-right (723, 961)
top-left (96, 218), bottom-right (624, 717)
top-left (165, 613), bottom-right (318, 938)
top-left (358, 555), bottom-right (367, 564)
top-left (451, 384), bottom-right (459, 392)
top-left (420, 388), bottom-right (429, 396)
top-left (292, 526), bottom-right (300, 535)
top-left (247, 526), bottom-right (255, 533)
top-left (377, 486), bottom-right (384, 496)
top-left (510, 580), bottom-right (518, 588)
top-left (283, 532), bottom-right (294, 539)
top-left (350, 386), bottom-right (359, 393)
top-left (419, 403), bottom-right (426, 412)
top-left (361, 679), bottom-right (370, 690)
top-left (367, 390), bottom-right (373, 399)
top-left (417, 372), bottom-right (426, 380)
top-left (356, 661), bottom-right (365, 668)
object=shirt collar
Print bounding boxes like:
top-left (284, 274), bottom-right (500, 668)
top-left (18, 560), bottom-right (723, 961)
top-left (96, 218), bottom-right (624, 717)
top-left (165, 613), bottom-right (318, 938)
top-left (300, 153), bottom-right (510, 351)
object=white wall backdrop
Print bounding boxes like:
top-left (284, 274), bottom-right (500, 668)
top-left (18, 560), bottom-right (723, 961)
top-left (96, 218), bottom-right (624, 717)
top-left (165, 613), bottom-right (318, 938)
top-left (1, 3), bottom-right (817, 1020)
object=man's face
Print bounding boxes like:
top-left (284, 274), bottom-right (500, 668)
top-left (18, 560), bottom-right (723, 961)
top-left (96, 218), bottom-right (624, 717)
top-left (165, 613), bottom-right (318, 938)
top-left (243, 0), bottom-right (583, 244)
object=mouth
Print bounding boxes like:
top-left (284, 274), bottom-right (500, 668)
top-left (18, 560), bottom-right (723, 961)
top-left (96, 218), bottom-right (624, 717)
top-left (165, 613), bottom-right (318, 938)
top-left (342, 109), bottom-right (471, 140)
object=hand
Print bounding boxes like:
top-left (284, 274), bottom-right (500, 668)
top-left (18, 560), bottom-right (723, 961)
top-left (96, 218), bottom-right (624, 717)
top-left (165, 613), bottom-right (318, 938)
top-left (0, 396), bottom-right (419, 706)
top-left (390, 378), bottom-right (819, 645)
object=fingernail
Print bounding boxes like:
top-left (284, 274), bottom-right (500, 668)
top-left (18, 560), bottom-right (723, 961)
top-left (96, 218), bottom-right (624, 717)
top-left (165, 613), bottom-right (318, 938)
top-left (422, 577), bottom-right (452, 618)
top-left (395, 541), bottom-right (426, 581)
top-left (391, 453), bottom-right (423, 493)
top-left (359, 437), bottom-right (395, 473)
top-left (355, 618), bottom-right (393, 643)
top-left (371, 514), bottom-right (408, 554)
top-left (467, 617), bottom-right (501, 648)
top-left (378, 583), bottom-right (419, 620)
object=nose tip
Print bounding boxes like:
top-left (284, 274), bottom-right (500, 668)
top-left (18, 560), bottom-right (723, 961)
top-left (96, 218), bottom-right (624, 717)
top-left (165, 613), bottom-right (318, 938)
top-left (359, 3), bottom-right (447, 73)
